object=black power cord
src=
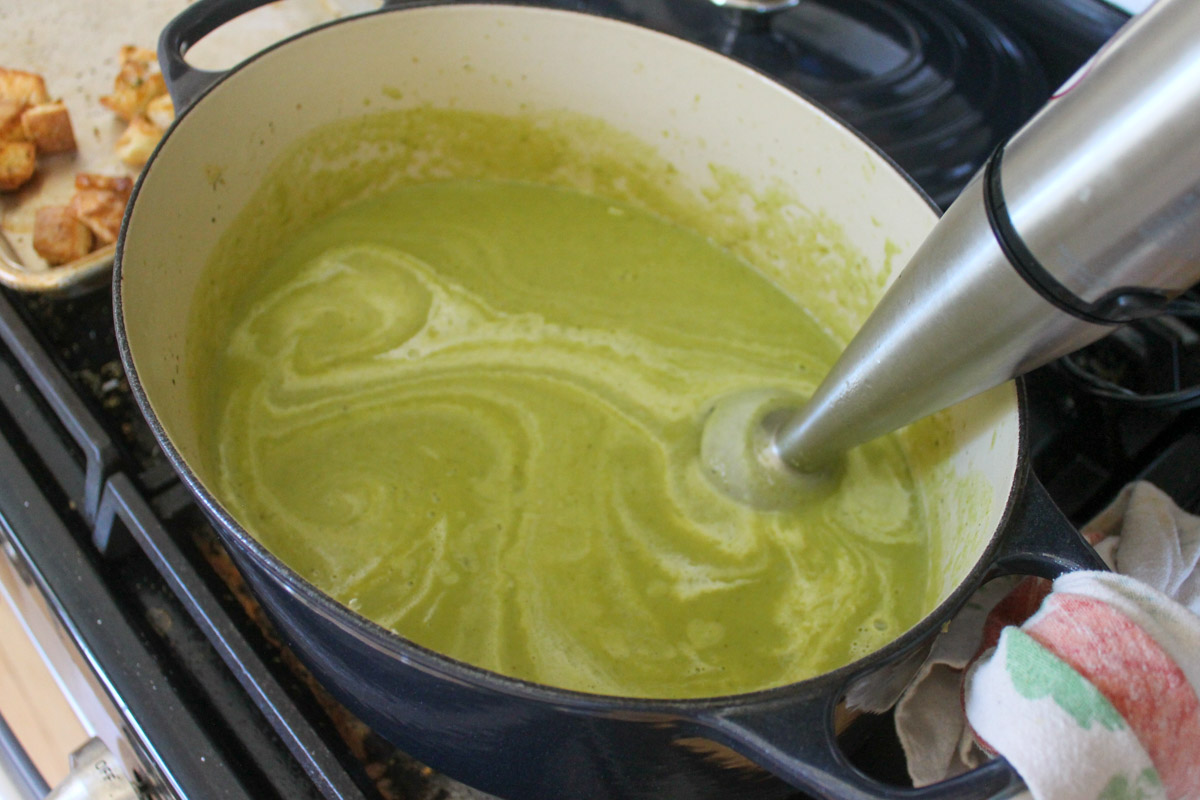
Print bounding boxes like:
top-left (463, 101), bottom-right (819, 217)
top-left (1056, 302), bottom-right (1200, 410)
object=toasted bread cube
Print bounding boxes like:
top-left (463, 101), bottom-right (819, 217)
top-left (118, 45), bottom-right (158, 66)
top-left (69, 173), bottom-right (134, 243)
top-left (0, 68), bottom-right (49, 106)
top-left (74, 172), bottom-right (134, 193)
top-left (115, 115), bottom-right (161, 167)
top-left (100, 72), bottom-right (167, 122)
top-left (100, 47), bottom-right (167, 122)
top-left (0, 99), bottom-right (26, 143)
top-left (70, 189), bottom-right (126, 243)
top-left (145, 94), bottom-right (174, 130)
top-left (33, 205), bottom-right (94, 265)
top-left (0, 140), bottom-right (36, 191)
top-left (21, 102), bottom-right (76, 154)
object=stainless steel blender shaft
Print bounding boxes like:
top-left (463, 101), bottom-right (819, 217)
top-left (771, 0), bottom-right (1200, 471)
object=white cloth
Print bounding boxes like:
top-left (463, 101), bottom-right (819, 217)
top-left (1085, 482), bottom-right (1200, 615)
top-left (894, 482), bottom-right (1200, 793)
top-left (965, 572), bottom-right (1200, 800)
top-left (965, 624), bottom-right (1163, 800)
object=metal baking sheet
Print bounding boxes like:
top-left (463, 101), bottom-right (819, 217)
top-left (0, 0), bottom-right (377, 294)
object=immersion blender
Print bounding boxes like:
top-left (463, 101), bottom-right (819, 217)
top-left (702, 0), bottom-right (1200, 508)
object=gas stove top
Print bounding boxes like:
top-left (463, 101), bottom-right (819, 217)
top-left (583, 0), bottom-right (1054, 208)
top-left (6, 2), bottom-right (1190, 799)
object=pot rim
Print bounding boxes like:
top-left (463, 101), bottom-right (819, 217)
top-left (113, 0), bottom-right (1025, 715)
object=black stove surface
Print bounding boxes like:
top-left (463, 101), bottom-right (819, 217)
top-left (581, 0), bottom-right (1054, 207)
top-left (1028, 299), bottom-right (1200, 521)
top-left (6, 2), bottom-right (1181, 799)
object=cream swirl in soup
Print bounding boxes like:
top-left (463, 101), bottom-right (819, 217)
top-left (198, 177), bottom-right (930, 698)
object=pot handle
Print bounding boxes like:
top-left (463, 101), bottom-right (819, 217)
top-left (694, 691), bottom-right (1027, 800)
top-left (987, 469), bottom-right (1109, 577)
top-left (687, 469), bottom-right (1105, 799)
top-left (157, 0), bottom-right (436, 111)
top-left (157, 0), bottom-right (298, 111)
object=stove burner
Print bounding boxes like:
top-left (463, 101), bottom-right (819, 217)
top-left (1027, 296), bottom-right (1200, 523)
top-left (1057, 296), bottom-right (1200, 411)
top-left (586, 0), bottom-right (1049, 207)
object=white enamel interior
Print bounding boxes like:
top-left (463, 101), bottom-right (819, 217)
top-left (119, 4), bottom-right (1020, 640)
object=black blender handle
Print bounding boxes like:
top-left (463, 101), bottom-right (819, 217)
top-left (690, 468), bottom-right (1106, 799)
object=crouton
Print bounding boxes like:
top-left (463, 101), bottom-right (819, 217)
top-left (69, 173), bottom-right (133, 243)
top-left (0, 68), bottom-right (49, 106)
top-left (118, 45), bottom-right (158, 67)
top-left (33, 205), bottom-right (94, 265)
top-left (115, 115), bottom-right (161, 167)
top-left (74, 172), bottom-right (134, 193)
top-left (145, 94), bottom-right (174, 130)
top-left (0, 140), bottom-right (36, 191)
top-left (21, 102), bottom-right (76, 154)
top-left (100, 47), bottom-right (167, 122)
top-left (0, 100), bottom-right (26, 143)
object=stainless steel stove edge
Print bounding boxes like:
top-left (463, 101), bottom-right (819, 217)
top-left (0, 445), bottom-right (180, 800)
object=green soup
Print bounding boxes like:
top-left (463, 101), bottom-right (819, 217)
top-left (197, 173), bottom-right (930, 699)
top-left (190, 106), bottom-right (958, 699)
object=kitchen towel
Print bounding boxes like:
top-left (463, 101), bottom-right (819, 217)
top-left (894, 481), bottom-right (1200, 798)
top-left (965, 572), bottom-right (1200, 800)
